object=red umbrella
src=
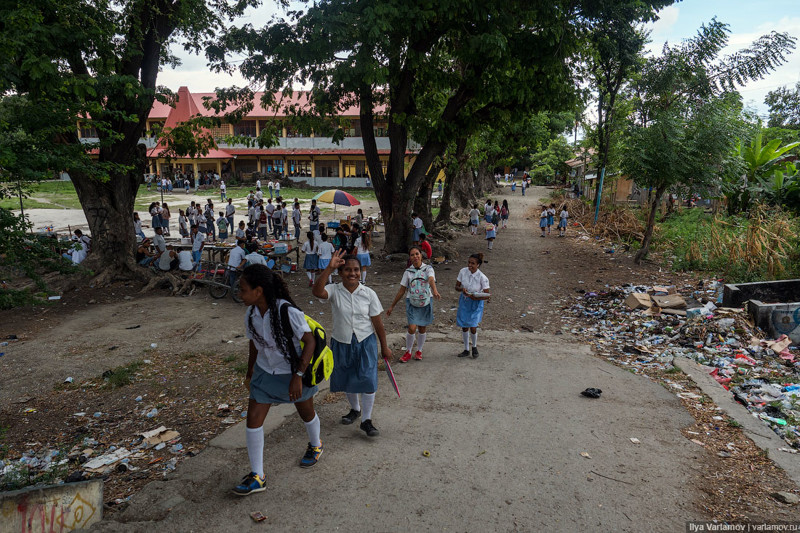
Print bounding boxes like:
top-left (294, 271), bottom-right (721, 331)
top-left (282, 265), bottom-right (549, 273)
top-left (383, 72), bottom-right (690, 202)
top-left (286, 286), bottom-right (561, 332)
top-left (383, 357), bottom-right (400, 398)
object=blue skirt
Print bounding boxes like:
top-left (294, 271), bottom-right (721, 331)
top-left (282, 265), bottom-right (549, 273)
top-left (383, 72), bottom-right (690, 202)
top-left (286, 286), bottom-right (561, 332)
top-left (249, 364), bottom-right (318, 405)
top-left (318, 258), bottom-right (330, 270)
top-left (485, 229), bottom-right (496, 239)
top-left (413, 228), bottom-right (421, 242)
top-left (559, 218), bottom-right (567, 229)
top-left (330, 333), bottom-right (378, 394)
top-left (457, 293), bottom-right (485, 328)
top-left (547, 215), bottom-right (554, 226)
top-left (304, 253), bottom-right (319, 270)
top-left (357, 253), bottom-right (371, 267)
top-left (539, 218), bottom-right (547, 228)
top-left (406, 299), bottom-right (433, 326)
top-left (484, 215), bottom-right (492, 223)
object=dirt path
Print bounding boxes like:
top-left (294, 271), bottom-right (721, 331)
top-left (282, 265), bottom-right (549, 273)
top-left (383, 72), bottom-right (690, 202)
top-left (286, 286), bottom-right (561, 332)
top-left (2, 186), bottom-right (797, 528)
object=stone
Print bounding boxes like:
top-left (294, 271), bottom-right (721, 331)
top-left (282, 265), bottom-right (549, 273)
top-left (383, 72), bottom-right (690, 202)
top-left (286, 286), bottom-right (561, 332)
top-left (771, 491), bottom-right (799, 505)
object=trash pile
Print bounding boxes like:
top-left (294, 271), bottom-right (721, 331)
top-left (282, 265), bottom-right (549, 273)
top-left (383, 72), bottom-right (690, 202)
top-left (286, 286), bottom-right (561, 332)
top-left (564, 281), bottom-right (800, 450)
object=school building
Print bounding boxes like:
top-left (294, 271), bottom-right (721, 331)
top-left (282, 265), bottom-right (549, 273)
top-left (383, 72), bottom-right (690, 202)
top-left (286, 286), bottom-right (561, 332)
top-left (77, 86), bottom-right (419, 188)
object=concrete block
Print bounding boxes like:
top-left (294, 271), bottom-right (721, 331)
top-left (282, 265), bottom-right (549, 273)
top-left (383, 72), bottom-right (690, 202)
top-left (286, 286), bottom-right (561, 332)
top-left (0, 479), bottom-right (103, 532)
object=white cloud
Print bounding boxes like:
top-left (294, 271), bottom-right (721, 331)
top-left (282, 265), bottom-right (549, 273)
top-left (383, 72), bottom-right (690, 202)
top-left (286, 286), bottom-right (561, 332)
top-left (649, 5), bottom-right (680, 38)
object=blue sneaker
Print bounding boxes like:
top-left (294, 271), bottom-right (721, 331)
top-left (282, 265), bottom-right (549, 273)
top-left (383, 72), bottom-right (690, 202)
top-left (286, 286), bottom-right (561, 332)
top-left (232, 472), bottom-right (266, 496)
top-left (299, 442), bottom-right (323, 468)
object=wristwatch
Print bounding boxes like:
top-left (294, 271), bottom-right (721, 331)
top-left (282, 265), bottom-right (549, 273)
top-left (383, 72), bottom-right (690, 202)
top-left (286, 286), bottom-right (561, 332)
top-left (295, 371), bottom-right (304, 377)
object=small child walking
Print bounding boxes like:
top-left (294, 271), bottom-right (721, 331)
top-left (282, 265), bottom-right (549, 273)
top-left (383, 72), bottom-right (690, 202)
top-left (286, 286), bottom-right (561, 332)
top-left (500, 200), bottom-right (509, 229)
top-left (468, 204), bottom-right (480, 236)
top-left (232, 265), bottom-right (322, 496)
top-left (455, 253), bottom-right (491, 358)
top-left (539, 205), bottom-right (548, 237)
top-left (547, 203), bottom-right (556, 235)
top-left (354, 230), bottom-right (372, 284)
top-left (301, 231), bottom-right (320, 286)
top-left (485, 222), bottom-right (496, 250)
top-left (313, 250), bottom-right (392, 437)
top-left (559, 205), bottom-right (569, 237)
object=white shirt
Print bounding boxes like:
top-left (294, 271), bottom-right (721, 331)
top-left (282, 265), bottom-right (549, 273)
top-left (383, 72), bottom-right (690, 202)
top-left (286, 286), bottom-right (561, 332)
top-left (413, 217), bottom-right (423, 229)
top-left (355, 237), bottom-right (368, 255)
top-left (235, 228), bottom-right (246, 239)
top-left (469, 208), bottom-right (480, 222)
top-left (301, 240), bottom-right (319, 255)
top-left (152, 234), bottom-right (167, 254)
top-left (560, 210), bottom-right (569, 220)
top-left (275, 182), bottom-right (281, 192)
top-left (245, 252), bottom-right (267, 266)
top-left (256, 180), bottom-right (262, 189)
top-left (245, 301), bottom-right (310, 374)
top-left (177, 250), bottom-right (194, 271)
top-left (192, 231), bottom-right (205, 251)
top-left (400, 264), bottom-right (435, 300)
top-left (225, 203), bottom-right (235, 216)
top-left (227, 245), bottom-right (247, 269)
top-left (457, 267), bottom-right (490, 294)
top-left (268, 181), bottom-right (274, 189)
top-left (292, 207), bottom-right (301, 224)
top-left (179, 216), bottom-right (188, 231)
top-left (317, 241), bottom-right (334, 260)
top-left (69, 244), bottom-right (87, 264)
top-left (265, 203), bottom-right (275, 215)
top-left (134, 220), bottom-right (143, 233)
top-left (255, 190), bottom-right (263, 201)
top-left (158, 249), bottom-right (173, 271)
top-left (320, 283), bottom-right (383, 343)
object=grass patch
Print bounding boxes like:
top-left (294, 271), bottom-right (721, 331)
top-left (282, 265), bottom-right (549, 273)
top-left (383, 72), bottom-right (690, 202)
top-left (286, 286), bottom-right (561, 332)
top-left (222, 355), bottom-right (237, 363)
top-left (233, 362), bottom-right (249, 375)
top-left (0, 197), bottom-right (54, 210)
top-left (664, 366), bottom-right (682, 374)
top-left (651, 205), bottom-right (800, 282)
top-left (105, 360), bottom-right (143, 388)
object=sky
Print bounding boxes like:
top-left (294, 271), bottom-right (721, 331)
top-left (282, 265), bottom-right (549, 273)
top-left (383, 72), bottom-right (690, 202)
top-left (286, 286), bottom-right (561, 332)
top-left (158, 0), bottom-right (800, 119)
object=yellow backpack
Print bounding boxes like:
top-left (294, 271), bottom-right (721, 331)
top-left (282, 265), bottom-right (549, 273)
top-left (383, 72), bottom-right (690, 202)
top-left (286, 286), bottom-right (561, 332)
top-left (280, 303), bottom-right (334, 387)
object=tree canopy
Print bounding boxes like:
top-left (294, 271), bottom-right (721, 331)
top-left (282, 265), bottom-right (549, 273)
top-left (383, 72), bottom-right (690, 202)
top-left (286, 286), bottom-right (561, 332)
top-left (213, 0), bottom-right (670, 251)
top-left (765, 82), bottom-right (800, 130)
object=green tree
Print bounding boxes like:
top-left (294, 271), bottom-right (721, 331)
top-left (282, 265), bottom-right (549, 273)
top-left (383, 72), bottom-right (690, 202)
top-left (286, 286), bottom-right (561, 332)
top-left (738, 130), bottom-right (800, 210)
top-left (529, 137), bottom-right (575, 184)
top-left (765, 82), bottom-right (800, 129)
top-left (216, 0), bottom-right (668, 252)
top-left (0, 0), bottom-right (257, 282)
top-left (622, 20), bottom-right (795, 263)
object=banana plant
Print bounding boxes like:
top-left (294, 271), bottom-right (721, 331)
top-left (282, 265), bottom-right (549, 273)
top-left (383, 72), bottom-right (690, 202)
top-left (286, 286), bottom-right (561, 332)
top-left (740, 130), bottom-right (800, 182)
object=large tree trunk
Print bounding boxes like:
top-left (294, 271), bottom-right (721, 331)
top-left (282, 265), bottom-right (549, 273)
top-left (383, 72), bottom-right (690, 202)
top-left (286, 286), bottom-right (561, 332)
top-left (413, 162), bottom-right (441, 232)
top-left (474, 161), bottom-right (496, 198)
top-left (70, 144), bottom-right (149, 284)
top-left (436, 137), bottom-right (472, 225)
top-left (634, 184), bottom-right (666, 264)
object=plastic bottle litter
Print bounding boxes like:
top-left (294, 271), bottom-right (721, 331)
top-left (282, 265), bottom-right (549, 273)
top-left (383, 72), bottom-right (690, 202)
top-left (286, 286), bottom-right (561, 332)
top-left (146, 408), bottom-right (159, 418)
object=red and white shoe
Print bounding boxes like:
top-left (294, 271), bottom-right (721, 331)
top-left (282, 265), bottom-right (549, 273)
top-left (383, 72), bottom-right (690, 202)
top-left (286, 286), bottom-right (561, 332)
top-left (399, 351), bottom-right (412, 363)
top-left (413, 351), bottom-right (423, 361)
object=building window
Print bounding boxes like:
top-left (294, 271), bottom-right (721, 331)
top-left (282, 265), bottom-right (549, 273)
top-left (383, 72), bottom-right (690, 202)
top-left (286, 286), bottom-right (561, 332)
top-left (264, 159), bottom-right (284, 173)
top-left (344, 160), bottom-right (369, 178)
top-left (287, 159), bottom-right (311, 177)
top-left (79, 124), bottom-right (98, 138)
top-left (233, 120), bottom-right (257, 137)
top-left (286, 124), bottom-right (305, 138)
top-left (237, 159), bottom-right (258, 174)
top-left (210, 124), bottom-right (231, 141)
top-left (373, 122), bottom-right (388, 137)
top-left (315, 160), bottom-right (339, 178)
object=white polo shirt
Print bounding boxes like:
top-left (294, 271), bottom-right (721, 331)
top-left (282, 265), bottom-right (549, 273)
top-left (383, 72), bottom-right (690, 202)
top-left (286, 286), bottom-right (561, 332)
top-left (320, 283), bottom-right (383, 344)
top-left (227, 245), bottom-right (246, 269)
top-left (245, 301), bottom-right (311, 374)
top-left (192, 232), bottom-right (205, 252)
top-left (457, 267), bottom-right (490, 294)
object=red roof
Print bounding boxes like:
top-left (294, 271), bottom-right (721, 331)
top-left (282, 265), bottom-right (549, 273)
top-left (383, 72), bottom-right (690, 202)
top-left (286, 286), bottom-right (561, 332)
top-left (147, 88), bottom-right (378, 120)
top-left (226, 148), bottom-right (395, 156)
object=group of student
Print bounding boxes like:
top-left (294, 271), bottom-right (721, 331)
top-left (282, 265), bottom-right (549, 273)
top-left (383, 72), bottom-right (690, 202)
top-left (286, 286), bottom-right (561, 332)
top-left (301, 210), bottom-right (373, 286)
top-left (467, 199), bottom-right (509, 251)
top-left (232, 245), bottom-right (491, 496)
top-left (539, 203), bottom-right (569, 237)
top-left (61, 229), bottom-right (92, 264)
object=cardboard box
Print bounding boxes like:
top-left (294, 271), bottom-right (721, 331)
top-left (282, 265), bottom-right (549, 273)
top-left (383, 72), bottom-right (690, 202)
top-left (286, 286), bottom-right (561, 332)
top-left (625, 293), bottom-right (652, 310)
top-left (652, 294), bottom-right (687, 309)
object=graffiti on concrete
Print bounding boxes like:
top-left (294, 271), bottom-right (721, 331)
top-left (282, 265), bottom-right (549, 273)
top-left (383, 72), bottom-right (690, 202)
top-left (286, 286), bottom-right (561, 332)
top-left (1, 490), bottom-right (98, 532)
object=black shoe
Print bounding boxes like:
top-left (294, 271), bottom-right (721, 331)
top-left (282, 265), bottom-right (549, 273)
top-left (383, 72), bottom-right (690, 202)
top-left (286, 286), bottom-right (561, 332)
top-left (472, 347), bottom-right (479, 358)
top-left (360, 419), bottom-right (380, 437)
top-left (341, 409), bottom-right (360, 425)
top-left (458, 350), bottom-right (470, 357)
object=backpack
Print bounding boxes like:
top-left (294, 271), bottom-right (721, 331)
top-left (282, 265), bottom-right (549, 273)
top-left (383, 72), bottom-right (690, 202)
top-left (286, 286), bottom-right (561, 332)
top-left (217, 218), bottom-right (228, 232)
top-left (279, 303), bottom-right (334, 388)
top-left (406, 265), bottom-right (432, 308)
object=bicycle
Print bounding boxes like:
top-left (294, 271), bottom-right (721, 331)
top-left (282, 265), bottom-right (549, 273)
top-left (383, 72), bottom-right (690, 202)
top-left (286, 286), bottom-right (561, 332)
top-left (201, 262), bottom-right (243, 303)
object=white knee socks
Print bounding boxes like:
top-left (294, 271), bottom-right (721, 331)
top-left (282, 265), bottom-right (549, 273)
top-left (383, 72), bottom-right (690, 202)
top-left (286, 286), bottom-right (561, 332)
top-left (246, 426), bottom-right (264, 478)
top-left (417, 333), bottom-right (427, 352)
top-left (306, 272), bottom-right (313, 282)
top-left (361, 393), bottom-right (376, 421)
top-left (346, 393), bottom-right (361, 412)
top-left (488, 240), bottom-right (493, 250)
top-left (462, 330), bottom-right (470, 351)
top-left (361, 270), bottom-right (367, 283)
top-left (470, 331), bottom-right (477, 348)
top-left (303, 414), bottom-right (321, 447)
top-left (405, 332), bottom-right (415, 353)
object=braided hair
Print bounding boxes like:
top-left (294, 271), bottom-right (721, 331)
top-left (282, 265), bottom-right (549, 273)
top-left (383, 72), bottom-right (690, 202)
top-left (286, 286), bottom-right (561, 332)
top-left (241, 265), bottom-right (300, 369)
